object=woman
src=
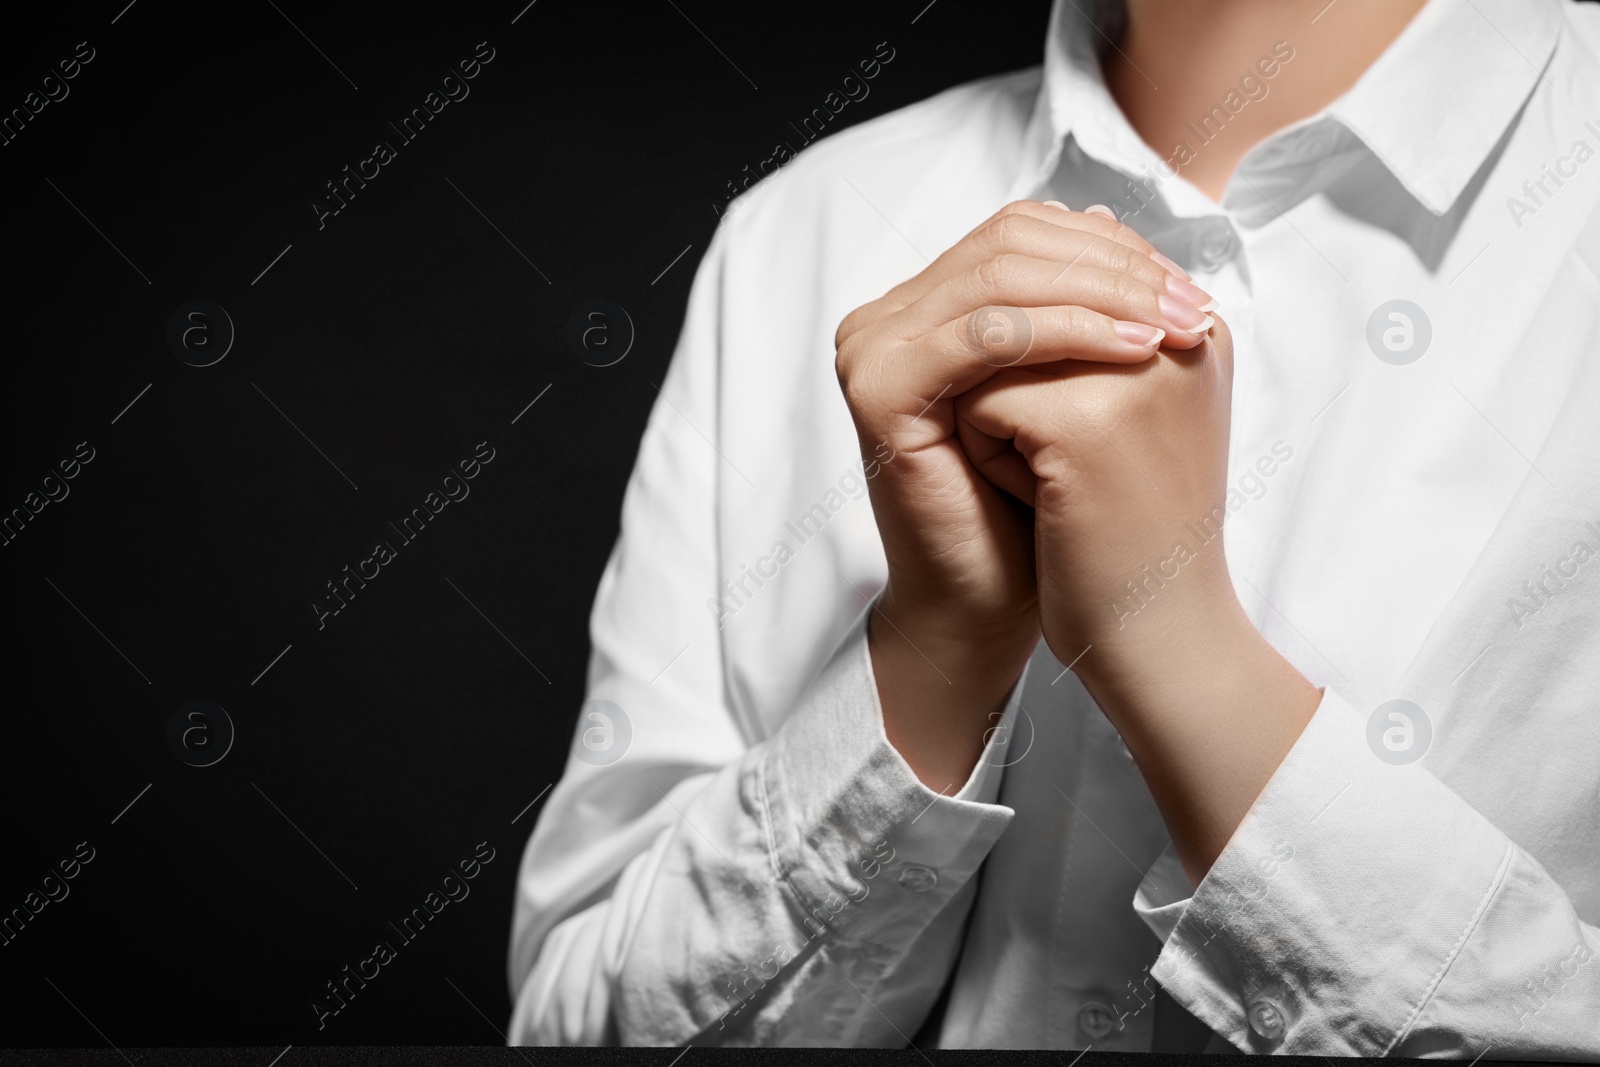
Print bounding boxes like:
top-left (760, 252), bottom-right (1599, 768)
top-left (508, 0), bottom-right (1600, 1053)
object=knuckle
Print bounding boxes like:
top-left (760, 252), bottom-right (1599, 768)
top-left (835, 334), bottom-right (867, 392)
top-left (1107, 219), bottom-right (1145, 250)
top-left (984, 211), bottom-right (1029, 252)
top-left (1111, 271), bottom-right (1150, 310)
top-left (834, 310), bottom-right (859, 352)
top-left (975, 253), bottom-right (1025, 296)
top-left (975, 202), bottom-right (1032, 248)
top-left (1112, 243), bottom-right (1142, 278)
top-left (838, 356), bottom-right (874, 414)
top-left (973, 218), bottom-right (1005, 256)
top-left (966, 305), bottom-right (1034, 364)
top-left (835, 333), bottom-right (897, 419)
top-left (1063, 304), bottom-right (1099, 338)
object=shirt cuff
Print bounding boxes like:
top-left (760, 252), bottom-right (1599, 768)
top-left (1132, 840), bottom-right (1190, 943)
top-left (760, 607), bottom-right (1021, 948)
top-left (1140, 685), bottom-right (1513, 1055)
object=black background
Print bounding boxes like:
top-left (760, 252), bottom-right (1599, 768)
top-left (0, 0), bottom-right (1052, 1049)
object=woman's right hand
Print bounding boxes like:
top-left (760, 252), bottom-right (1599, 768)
top-left (833, 200), bottom-right (1215, 787)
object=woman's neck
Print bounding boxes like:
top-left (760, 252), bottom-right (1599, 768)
top-left (1104, 0), bottom-right (1428, 201)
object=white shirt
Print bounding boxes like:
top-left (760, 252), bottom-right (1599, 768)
top-left (507, 0), bottom-right (1600, 1053)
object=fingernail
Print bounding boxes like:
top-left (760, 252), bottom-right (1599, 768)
top-left (1165, 275), bottom-right (1218, 313)
top-left (1085, 204), bottom-right (1116, 219)
top-left (1044, 200), bottom-right (1069, 209)
top-left (1157, 292), bottom-right (1212, 332)
top-left (1113, 320), bottom-right (1166, 347)
top-left (1151, 251), bottom-right (1192, 281)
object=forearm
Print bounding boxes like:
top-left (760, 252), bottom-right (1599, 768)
top-left (513, 615), bottom-right (1018, 1046)
top-left (1075, 594), bottom-right (1320, 885)
top-left (1142, 681), bottom-right (1600, 1057)
top-left (868, 588), bottom-right (1038, 791)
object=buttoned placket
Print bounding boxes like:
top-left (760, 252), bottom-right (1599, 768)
top-left (1014, 101), bottom-right (1358, 1057)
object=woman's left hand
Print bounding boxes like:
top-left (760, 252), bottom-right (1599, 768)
top-left (954, 313), bottom-right (1239, 667)
top-left (955, 312), bottom-right (1322, 883)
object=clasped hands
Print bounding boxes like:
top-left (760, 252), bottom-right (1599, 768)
top-left (835, 201), bottom-right (1321, 882)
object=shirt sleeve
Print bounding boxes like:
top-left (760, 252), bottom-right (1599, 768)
top-left (506, 215), bottom-right (1020, 1047)
top-left (1131, 685), bottom-right (1600, 1058)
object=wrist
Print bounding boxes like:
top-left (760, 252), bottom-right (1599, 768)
top-left (876, 581), bottom-right (1039, 655)
top-left (868, 591), bottom-right (1038, 791)
top-left (1074, 592), bottom-right (1321, 881)
top-left (1074, 583), bottom-right (1255, 712)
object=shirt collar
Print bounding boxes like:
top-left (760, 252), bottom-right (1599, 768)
top-left (1009, 0), bottom-right (1141, 205)
top-left (1012, 0), bottom-right (1562, 218)
top-left (1325, 0), bottom-right (1560, 215)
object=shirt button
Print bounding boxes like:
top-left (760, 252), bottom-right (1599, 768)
top-left (1077, 1001), bottom-right (1117, 1041)
top-left (1194, 221), bottom-right (1238, 272)
top-left (1247, 996), bottom-right (1287, 1041)
top-left (897, 865), bottom-right (938, 892)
